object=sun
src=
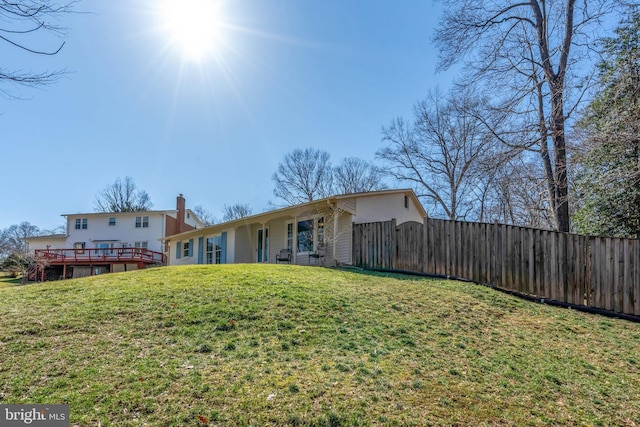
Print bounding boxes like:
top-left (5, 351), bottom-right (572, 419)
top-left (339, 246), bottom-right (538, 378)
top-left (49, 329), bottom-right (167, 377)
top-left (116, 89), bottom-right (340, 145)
top-left (158, 0), bottom-right (225, 62)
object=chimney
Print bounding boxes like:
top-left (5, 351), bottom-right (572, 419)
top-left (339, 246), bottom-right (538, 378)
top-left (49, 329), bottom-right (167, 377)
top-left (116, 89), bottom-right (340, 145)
top-left (177, 194), bottom-right (186, 233)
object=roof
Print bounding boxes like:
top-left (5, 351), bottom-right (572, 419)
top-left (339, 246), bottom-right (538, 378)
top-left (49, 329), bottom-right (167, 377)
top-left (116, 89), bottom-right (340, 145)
top-left (162, 189), bottom-right (427, 241)
top-left (60, 209), bottom-right (192, 217)
top-left (24, 234), bottom-right (67, 241)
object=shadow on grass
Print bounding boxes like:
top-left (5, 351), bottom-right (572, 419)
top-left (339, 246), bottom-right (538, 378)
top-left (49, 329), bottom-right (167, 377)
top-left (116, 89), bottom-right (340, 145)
top-left (338, 265), bottom-right (441, 282)
top-left (0, 273), bottom-right (24, 288)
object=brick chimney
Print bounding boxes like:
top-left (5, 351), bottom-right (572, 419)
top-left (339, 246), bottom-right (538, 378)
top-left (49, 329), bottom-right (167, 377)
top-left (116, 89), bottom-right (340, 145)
top-left (177, 194), bottom-right (186, 233)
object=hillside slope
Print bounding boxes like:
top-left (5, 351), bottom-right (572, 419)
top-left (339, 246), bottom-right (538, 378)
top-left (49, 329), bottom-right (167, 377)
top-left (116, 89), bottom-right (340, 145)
top-left (1, 265), bottom-right (639, 426)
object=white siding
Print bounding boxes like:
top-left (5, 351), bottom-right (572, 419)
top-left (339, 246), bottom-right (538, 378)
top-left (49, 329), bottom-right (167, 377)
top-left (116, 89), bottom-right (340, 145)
top-left (66, 212), bottom-right (166, 253)
top-left (267, 220), bottom-right (287, 263)
top-left (352, 193), bottom-right (424, 225)
top-left (334, 211), bottom-right (353, 264)
top-left (234, 226), bottom-right (253, 264)
top-left (25, 237), bottom-right (67, 253)
top-left (184, 211), bottom-right (201, 228)
top-left (169, 237), bottom-right (197, 266)
top-left (225, 229), bottom-right (236, 264)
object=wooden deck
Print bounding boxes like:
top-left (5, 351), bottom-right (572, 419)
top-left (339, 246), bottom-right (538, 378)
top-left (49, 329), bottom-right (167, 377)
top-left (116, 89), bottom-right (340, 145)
top-left (34, 248), bottom-right (165, 265)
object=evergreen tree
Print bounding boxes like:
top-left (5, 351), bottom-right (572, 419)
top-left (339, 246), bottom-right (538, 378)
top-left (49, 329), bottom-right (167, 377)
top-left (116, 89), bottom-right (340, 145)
top-left (573, 6), bottom-right (640, 237)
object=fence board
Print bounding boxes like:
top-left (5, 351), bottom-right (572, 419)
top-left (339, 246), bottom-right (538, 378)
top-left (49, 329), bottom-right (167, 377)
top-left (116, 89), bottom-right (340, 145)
top-left (352, 219), bottom-right (640, 317)
top-left (558, 232), bottom-right (567, 303)
top-left (634, 239), bottom-right (640, 316)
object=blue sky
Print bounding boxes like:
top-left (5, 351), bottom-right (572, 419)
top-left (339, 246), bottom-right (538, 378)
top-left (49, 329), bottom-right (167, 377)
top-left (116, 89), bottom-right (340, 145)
top-left (0, 0), bottom-right (455, 231)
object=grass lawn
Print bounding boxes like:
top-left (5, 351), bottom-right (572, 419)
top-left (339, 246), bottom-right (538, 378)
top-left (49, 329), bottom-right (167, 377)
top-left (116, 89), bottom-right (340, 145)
top-left (0, 272), bottom-right (22, 289)
top-left (0, 264), bottom-right (639, 426)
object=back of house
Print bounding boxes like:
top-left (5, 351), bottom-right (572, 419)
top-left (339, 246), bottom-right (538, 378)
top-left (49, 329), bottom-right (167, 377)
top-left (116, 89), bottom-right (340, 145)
top-left (165, 189), bottom-right (426, 268)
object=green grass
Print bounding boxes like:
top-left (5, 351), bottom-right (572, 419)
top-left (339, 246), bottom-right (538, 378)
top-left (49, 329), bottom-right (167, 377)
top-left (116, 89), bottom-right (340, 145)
top-left (0, 272), bottom-right (22, 289)
top-left (1, 264), bottom-right (639, 426)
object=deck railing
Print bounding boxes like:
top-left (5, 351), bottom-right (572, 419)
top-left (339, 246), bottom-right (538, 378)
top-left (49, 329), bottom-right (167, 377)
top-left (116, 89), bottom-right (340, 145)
top-left (34, 248), bottom-right (165, 265)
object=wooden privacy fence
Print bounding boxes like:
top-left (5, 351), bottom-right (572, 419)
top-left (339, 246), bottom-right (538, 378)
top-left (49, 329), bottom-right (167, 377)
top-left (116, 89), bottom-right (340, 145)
top-left (352, 218), bottom-right (640, 317)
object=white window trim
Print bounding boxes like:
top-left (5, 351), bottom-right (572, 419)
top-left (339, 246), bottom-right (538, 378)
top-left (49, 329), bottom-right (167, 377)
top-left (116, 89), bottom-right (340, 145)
top-left (285, 221), bottom-right (294, 254)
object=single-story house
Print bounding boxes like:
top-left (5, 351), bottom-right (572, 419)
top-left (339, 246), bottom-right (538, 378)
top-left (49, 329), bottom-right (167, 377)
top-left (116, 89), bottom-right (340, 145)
top-left (164, 189), bottom-right (427, 267)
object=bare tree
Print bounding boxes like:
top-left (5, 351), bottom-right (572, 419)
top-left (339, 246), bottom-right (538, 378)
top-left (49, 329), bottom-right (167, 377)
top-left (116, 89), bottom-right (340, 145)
top-left (94, 177), bottom-right (153, 213)
top-left (479, 157), bottom-right (557, 229)
top-left (378, 89), bottom-right (498, 221)
top-left (222, 203), bottom-right (253, 222)
top-left (192, 205), bottom-right (218, 226)
top-left (272, 148), bottom-right (333, 205)
top-left (434, 0), bottom-right (620, 231)
top-left (0, 221), bottom-right (41, 260)
top-left (333, 157), bottom-right (387, 195)
top-left (1, 0), bottom-right (76, 97)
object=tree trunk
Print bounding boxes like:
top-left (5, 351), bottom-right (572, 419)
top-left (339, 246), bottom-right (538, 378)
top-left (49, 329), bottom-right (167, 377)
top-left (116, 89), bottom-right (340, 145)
top-left (550, 78), bottom-right (570, 232)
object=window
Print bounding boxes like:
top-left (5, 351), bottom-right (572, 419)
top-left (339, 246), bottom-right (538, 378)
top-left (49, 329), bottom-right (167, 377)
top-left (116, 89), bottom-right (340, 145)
top-left (215, 236), bottom-right (222, 264)
top-left (404, 195), bottom-right (409, 209)
top-left (286, 222), bottom-right (294, 253)
top-left (135, 216), bottom-right (149, 228)
top-left (75, 218), bottom-right (88, 230)
top-left (109, 217), bottom-right (116, 226)
top-left (74, 242), bottom-right (85, 249)
top-left (296, 217), bottom-right (325, 253)
top-left (183, 240), bottom-right (191, 257)
top-left (297, 219), bottom-right (314, 253)
top-left (205, 236), bottom-right (222, 264)
top-left (206, 237), bottom-right (214, 264)
top-left (134, 241), bottom-right (148, 249)
top-left (96, 242), bottom-right (115, 256)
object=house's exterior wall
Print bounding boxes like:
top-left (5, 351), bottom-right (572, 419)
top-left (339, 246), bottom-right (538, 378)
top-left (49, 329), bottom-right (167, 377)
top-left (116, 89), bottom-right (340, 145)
top-left (65, 212), bottom-right (167, 253)
top-left (250, 224), bottom-right (260, 263)
top-left (171, 237), bottom-right (197, 266)
top-left (225, 229), bottom-right (236, 264)
top-left (191, 228), bottom-right (237, 265)
top-left (266, 219), bottom-right (287, 264)
top-left (338, 197), bottom-right (357, 214)
top-left (165, 210), bottom-right (200, 236)
top-left (25, 237), bottom-right (67, 253)
top-left (352, 193), bottom-right (425, 225)
top-left (234, 225), bottom-right (253, 263)
top-left (334, 211), bottom-right (353, 264)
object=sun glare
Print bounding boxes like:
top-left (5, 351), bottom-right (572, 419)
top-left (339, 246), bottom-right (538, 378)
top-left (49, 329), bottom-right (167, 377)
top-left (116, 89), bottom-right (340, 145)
top-left (159, 0), bottom-right (224, 62)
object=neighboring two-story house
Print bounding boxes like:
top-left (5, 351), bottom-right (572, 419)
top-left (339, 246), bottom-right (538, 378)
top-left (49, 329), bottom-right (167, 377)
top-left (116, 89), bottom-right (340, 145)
top-left (26, 194), bottom-right (202, 280)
